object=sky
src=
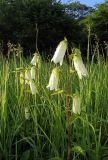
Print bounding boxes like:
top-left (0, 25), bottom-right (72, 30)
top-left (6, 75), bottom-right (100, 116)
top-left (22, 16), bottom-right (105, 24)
top-left (61, 0), bottom-right (105, 7)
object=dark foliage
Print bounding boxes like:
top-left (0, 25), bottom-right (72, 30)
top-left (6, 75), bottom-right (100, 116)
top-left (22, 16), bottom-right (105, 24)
top-left (0, 0), bottom-right (107, 58)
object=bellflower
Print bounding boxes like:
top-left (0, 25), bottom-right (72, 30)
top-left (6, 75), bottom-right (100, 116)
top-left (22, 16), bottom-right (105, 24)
top-left (29, 80), bottom-right (37, 95)
top-left (47, 67), bottom-right (59, 91)
top-left (51, 38), bottom-right (67, 66)
top-left (25, 70), bottom-right (31, 84)
top-left (31, 53), bottom-right (41, 68)
top-left (72, 94), bottom-right (81, 115)
top-left (30, 66), bottom-right (36, 80)
top-left (73, 49), bottom-right (88, 79)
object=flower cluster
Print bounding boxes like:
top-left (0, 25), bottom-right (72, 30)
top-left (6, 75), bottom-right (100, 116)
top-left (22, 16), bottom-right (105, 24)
top-left (19, 38), bottom-right (88, 115)
top-left (47, 38), bottom-right (88, 115)
top-left (20, 52), bottom-right (41, 95)
top-left (20, 69), bottom-right (37, 95)
top-left (47, 38), bottom-right (67, 91)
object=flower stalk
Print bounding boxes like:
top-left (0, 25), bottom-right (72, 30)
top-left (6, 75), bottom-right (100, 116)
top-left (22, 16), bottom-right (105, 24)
top-left (66, 95), bottom-right (71, 160)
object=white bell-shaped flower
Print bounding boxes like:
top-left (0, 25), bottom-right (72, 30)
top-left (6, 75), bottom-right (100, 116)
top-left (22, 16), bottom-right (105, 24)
top-left (72, 94), bottom-right (81, 115)
top-left (47, 67), bottom-right (59, 91)
top-left (29, 80), bottom-right (37, 95)
top-left (30, 66), bottom-right (36, 80)
top-left (25, 70), bottom-right (31, 84)
top-left (73, 49), bottom-right (88, 79)
top-left (30, 53), bottom-right (41, 68)
top-left (20, 69), bottom-right (37, 95)
top-left (51, 38), bottom-right (67, 66)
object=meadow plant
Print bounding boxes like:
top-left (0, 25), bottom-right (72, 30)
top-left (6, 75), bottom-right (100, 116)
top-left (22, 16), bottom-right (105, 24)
top-left (46, 38), bottom-right (89, 160)
top-left (0, 39), bottom-right (108, 160)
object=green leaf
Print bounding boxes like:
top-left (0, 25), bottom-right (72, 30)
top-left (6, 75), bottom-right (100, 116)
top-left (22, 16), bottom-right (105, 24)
top-left (69, 114), bottom-right (79, 125)
top-left (20, 150), bottom-right (30, 160)
top-left (51, 90), bottom-right (64, 96)
top-left (72, 146), bottom-right (85, 156)
top-left (49, 157), bottom-right (62, 160)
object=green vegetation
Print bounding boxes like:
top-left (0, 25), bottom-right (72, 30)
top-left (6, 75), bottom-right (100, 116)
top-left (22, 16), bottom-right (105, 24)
top-left (0, 45), bottom-right (108, 159)
top-left (0, 0), bottom-right (108, 159)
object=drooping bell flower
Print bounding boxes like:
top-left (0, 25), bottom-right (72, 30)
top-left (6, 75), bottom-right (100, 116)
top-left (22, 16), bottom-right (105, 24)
top-left (73, 48), bottom-right (88, 79)
top-left (47, 67), bottom-right (59, 91)
top-left (29, 80), bottom-right (37, 95)
top-left (72, 94), bottom-right (81, 115)
top-left (30, 66), bottom-right (36, 80)
top-left (51, 38), bottom-right (67, 66)
top-left (25, 69), bottom-right (31, 84)
top-left (30, 52), bottom-right (41, 68)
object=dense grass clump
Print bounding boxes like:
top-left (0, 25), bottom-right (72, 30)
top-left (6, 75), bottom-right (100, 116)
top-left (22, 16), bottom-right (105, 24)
top-left (0, 52), bottom-right (108, 160)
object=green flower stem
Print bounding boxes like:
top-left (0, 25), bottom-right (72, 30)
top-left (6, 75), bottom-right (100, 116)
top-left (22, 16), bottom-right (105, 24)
top-left (66, 95), bottom-right (71, 160)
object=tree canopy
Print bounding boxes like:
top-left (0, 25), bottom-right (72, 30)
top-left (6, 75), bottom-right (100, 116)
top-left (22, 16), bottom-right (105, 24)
top-left (91, 1), bottom-right (108, 42)
top-left (0, 0), bottom-right (107, 56)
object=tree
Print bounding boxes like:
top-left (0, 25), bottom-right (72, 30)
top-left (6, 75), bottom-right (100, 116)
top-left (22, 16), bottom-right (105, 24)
top-left (0, 0), bottom-right (81, 55)
top-left (91, 1), bottom-right (108, 42)
top-left (79, 0), bottom-right (108, 60)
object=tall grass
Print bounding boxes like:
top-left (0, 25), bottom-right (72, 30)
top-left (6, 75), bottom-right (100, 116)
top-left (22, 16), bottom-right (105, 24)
top-left (0, 51), bottom-right (108, 160)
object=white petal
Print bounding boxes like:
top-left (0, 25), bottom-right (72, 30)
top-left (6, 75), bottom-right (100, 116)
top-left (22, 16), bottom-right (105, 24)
top-left (30, 53), bottom-right (41, 67)
top-left (29, 81), bottom-right (37, 94)
top-left (30, 67), bottom-right (36, 80)
top-left (74, 59), bottom-right (88, 79)
top-left (47, 68), bottom-right (59, 91)
top-left (31, 55), bottom-right (37, 66)
top-left (25, 70), bottom-right (31, 84)
top-left (51, 39), bottom-right (67, 65)
top-left (47, 74), bottom-right (56, 90)
top-left (72, 95), bottom-right (81, 114)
